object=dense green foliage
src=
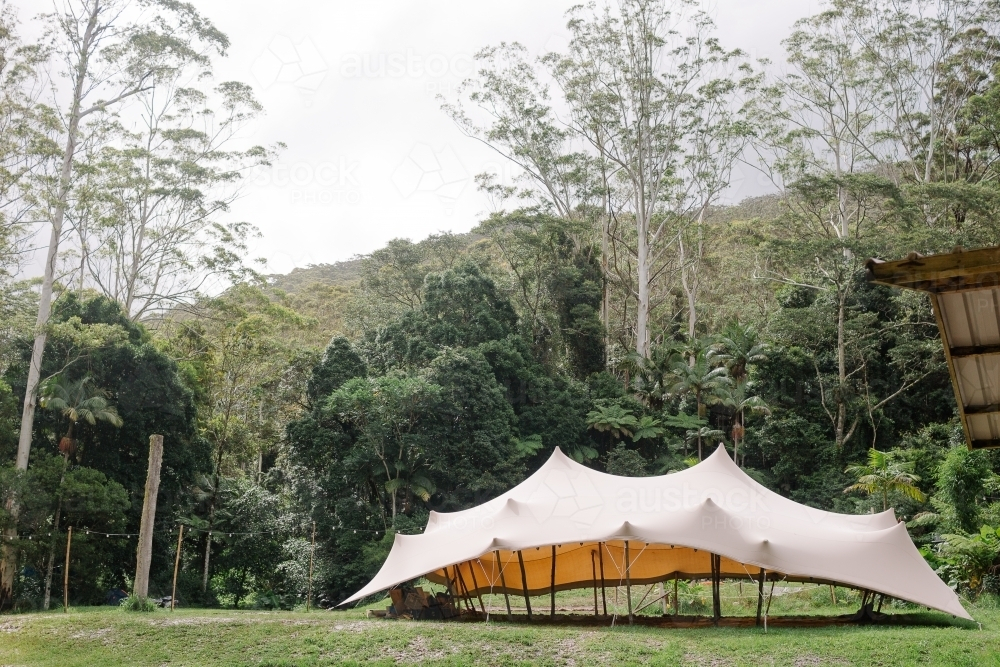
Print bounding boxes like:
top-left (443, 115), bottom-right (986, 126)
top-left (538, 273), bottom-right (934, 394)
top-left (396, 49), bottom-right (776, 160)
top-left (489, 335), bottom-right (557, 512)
top-left (2, 0), bottom-right (1000, 614)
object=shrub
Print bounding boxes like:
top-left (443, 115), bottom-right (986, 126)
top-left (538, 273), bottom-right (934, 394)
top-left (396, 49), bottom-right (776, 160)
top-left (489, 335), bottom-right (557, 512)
top-left (119, 595), bottom-right (156, 612)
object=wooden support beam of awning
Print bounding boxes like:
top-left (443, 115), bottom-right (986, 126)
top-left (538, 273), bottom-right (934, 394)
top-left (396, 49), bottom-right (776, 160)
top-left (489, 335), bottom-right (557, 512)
top-left (866, 247), bottom-right (1000, 293)
top-left (950, 345), bottom-right (1000, 358)
top-left (963, 404), bottom-right (1000, 415)
top-left (866, 246), bottom-right (1000, 451)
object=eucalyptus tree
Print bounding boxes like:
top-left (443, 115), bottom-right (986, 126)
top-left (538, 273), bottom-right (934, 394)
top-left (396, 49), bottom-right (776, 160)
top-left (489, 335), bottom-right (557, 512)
top-left (840, 0), bottom-right (1000, 191)
top-left (447, 0), bottom-right (756, 359)
top-left (82, 79), bottom-right (274, 320)
top-left (548, 0), bottom-right (756, 355)
top-left (752, 0), bottom-right (979, 450)
top-left (5, 0), bottom-right (239, 604)
top-left (15, 0), bottom-right (233, 479)
top-left (0, 3), bottom-right (52, 280)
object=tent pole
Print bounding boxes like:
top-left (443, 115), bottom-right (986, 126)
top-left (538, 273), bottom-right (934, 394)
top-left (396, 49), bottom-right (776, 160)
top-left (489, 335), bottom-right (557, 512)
top-left (495, 550), bottom-right (512, 621)
top-left (625, 540), bottom-right (633, 625)
top-left (550, 545), bottom-right (557, 618)
top-left (598, 542), bottom-right (607, 616)
top-left (712, 554), bottom-right (721, 625)
top-left (467, 560), bottom-right (486, 615)
top-left (765, 578), bottom-right (775, 618)
top-left (756, 568), bottom-right (765, 626)
top-left (516, 550), bottom-right (532, 620)
top-left (673, 575), bottom-right (678, 616)
top-left (455, 565), bottom-right (475, 613)
top-left (590, 550), bottom-right (599, 616)
top-left (450, 566), bottom-right (469, 612)
top-left (877, 594), bottom-right (885, 613)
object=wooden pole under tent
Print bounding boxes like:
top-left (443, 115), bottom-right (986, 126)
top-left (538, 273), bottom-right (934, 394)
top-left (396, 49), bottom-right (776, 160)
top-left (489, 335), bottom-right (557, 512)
top-left (625, 540), bottom-right (633, 625)
top-left (756, 568), bottom-right (766, 626)
top-left (549, 545), bottom-right (557, 618)
top-left (590, 550), bottom-right (598, 616)
top-left (516, 550), bottom-right (532, 620)
top-left (467, 560), bottom-right (486, 614)
top-left (598, 542), bottom-right (607, 616)
top-left (495, 550), bottom-right (512, 621)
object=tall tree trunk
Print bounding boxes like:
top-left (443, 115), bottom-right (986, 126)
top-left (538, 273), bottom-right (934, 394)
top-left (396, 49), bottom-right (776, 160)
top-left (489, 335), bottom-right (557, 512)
top-left (835, 288), bottom-right (847, 447)
top-left (201, 471), bottom-right (219, 594)
top-left (636, 213), bottom-right (650, 358)
top-left (43, 453), bottom-right (71, 610)
top-left (2, 2), bottom-right (100, 606)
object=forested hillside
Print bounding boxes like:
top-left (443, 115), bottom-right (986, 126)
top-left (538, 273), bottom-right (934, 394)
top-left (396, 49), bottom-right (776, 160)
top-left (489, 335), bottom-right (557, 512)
top-left (2, 0), bottom-right (1000, 612)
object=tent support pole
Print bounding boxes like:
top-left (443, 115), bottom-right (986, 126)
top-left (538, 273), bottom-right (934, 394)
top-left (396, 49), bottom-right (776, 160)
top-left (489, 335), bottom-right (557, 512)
top-left (711, 553), bottom-right (721, 625)
top-left (445, 567), bottom-right (461, 609)
top-left (590, 550), bottom-right (598, 616)
top-left (550, 545), bottom-right (557, 618)
top-left (598, 542), bottom-right (607, 616)
top-left (495, 550), bottom-right (512, 621)
top-left (450, 566), bottom-right (468, 612)
top-left (765, 578), bottom-right (775, 618)
top-left (756, 569), bottom-right (765, 626)
top-left (516, 550), bottom-right (532, 620)
top-left (467, 560), bottom-right (486, 615)
top-left (455, 565), bottom-right (475, 613)
top-left (877, 594), bottom-right (885, 613)
top-left (673, 576), bottom-right (678, 616)
top-left (625, 540), bottom-right (633, 625)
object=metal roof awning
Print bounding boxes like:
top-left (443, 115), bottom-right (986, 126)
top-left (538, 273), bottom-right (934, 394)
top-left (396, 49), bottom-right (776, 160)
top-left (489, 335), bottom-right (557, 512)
top-left (866, 246), bottom-right (1000, 450)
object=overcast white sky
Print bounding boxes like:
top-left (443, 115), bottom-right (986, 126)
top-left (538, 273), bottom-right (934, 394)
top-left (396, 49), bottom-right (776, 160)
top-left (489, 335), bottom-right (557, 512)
top-left (22, 0), bottom-right (823, 275)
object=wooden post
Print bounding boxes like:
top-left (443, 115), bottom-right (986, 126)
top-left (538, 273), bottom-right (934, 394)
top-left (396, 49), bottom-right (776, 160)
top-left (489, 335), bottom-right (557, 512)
top-left (516, 550), bottom-right (532, 620)
top-left (133, 435), bottom-right (163, 599)
top-left (590, 550), bottom-right (598, 616)
top-left (62, 526), bottom-right (72, 612)
top-left (756, 569), bottom-right (765, 626)
top-left (306, 521), bottom-right (315, 611)
top-left (711, 553), bottom-right (721, 625)
top-left (673, 576), bottom-right (678, 616)
top-left (830, 584), bottom-right (837, 605)
top-left (598, 542), bottom-right (607, 616)
top-left (625, 540), bottom-right (633, 624)
top-left (495, 551), bottom-right (512, 621)
top-left (455, 564), bottom-right (476, 612)
top-left (467, 560), bottom-right (486, 614)
top-left (765, 578), bottom-right (775, 623)
top-left (549, 545), bottom-right (557, 618)
top-left (446, 566), bottom-right (468, 611)
top-left (451, 566), bottom-right (473, 612)
top-left (171, 525), bottom-right (184, 611)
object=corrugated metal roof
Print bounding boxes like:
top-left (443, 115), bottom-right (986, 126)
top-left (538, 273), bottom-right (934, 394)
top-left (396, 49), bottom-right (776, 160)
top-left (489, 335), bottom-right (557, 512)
top-left (867, 247), bottom-right (1000, 450)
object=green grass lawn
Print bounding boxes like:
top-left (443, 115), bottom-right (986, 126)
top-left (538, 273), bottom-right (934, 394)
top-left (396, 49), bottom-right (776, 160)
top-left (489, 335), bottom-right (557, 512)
top-left (1, 590), bottom-right (997, 667)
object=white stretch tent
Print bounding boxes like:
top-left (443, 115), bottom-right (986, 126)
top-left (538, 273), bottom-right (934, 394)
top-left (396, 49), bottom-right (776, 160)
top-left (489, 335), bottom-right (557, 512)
top-left (343, 445), bottom-right (970, 620)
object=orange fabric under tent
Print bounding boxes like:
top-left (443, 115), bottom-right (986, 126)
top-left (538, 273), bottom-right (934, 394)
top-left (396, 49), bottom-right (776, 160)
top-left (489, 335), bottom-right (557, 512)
top-left (342, 446), bottom-right (970, 620)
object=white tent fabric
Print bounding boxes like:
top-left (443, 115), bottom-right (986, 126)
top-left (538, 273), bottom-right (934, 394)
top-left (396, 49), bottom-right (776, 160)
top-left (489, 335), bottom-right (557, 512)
top-left (342, 445), bottom-right (970, 619)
